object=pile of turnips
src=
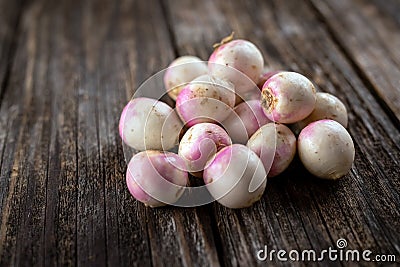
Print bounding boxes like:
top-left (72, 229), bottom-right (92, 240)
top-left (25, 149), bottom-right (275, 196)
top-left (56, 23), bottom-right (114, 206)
top-left (119, 34), bottom-right (355, 209)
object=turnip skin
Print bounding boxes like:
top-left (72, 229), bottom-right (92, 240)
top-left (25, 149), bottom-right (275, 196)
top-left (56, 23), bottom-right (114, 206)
top-left (291, 92), bottom-right (348, 135)
top-left (126, 151), bottom-right (188, 207)
top-left (261, 72), bottom-right (316, 123)
top-left (164, 56), bottom-right (208, 101)
top-left (179, 123), bottom-right (232, 175)
top-left (247, 123), bottom-right (296, 177)
top-left (119, 97), bottom-right (183, 151)
top-left (298, 119), bottom-right (355, 179)
top-left (208, 39), bottom-right (264, 96)
top-left (257, 70), bottom-right (282, 90)
top-left (175, 75), bottom-right (235, 127)
top-left (203, 144), bottom-right (267, 209)
top-left (222, 100), bottom-right (271, 144)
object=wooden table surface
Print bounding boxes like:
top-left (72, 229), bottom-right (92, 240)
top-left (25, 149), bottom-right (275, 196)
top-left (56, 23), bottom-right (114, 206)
top-left (0, 0), bottom-right (399, 266)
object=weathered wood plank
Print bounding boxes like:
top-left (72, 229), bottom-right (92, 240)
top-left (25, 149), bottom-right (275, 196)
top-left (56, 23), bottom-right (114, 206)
top-left (0, 1), bottom-right (83, 265)
top-left (0, 0), bottom-right (221, 266)
top-left (369, 0), bottom-right (400, 26)
top-left (161, 0), bottom-right (231, 61)
top-left (0, 0), bottom-right (25, 103)
top-left (75, 0), bottom-right (114, 265)
top-left (0, 0), bottom-right (26, 216)
top-left (309, 0), bottom-right (400, 123)
top-left (0, 1), bottom-right (49, 265)
top-left (166, 0), bottom-right (400, 265)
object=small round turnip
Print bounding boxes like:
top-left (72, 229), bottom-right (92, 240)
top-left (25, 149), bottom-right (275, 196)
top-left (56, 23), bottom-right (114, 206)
top-left (119, 97), bottom-right (182, 151)
top-left (222, 100), bottom-right (271, 144)
top-left (179, 123), bottom-right (232, 175)
top-left (126, 150), bottom-right (188, 207)
top-left (175, 74), bottom-right (235, 126)
top-left (203, 144), bottom-right (267, 209)
top-left (261, 72), bottom-right (316, 123)
top-left (247, 123), bottom-right (296, 177)
top-left (209, 39), bottom-right (264, 96)
top-left (298, 119), bottom-right (355, 179)
top-left (292, 92), bottom-right (348, 134)
top-left (164, 56), bottom-right (208, 100)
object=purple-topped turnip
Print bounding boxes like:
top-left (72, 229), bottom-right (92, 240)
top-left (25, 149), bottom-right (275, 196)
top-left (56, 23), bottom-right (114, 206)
top-left (203, 144), bottom-right (267, 208)
top-left (298, 119), bottom-right (355, 179)
top-left (292, 92), bottom-right (348, 134)
top-left (164, 56), bottom-right (208, 100)
top-left (126, 150), bottom-right (188, 207)
top-left (119, 97), bottom-right (182, 151)
top-left (179, 123), bottom-right (231, 176)
top-left (247, 123), bottom-right (296, 177)
top-left (261, 72), bottom-right (316, 123)
top-left (175, 74), bottom-right (235, 126)
top-left (209, 39), bottom-right (264, 97)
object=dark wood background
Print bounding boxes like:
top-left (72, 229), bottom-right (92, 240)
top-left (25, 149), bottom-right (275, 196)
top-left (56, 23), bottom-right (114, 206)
top-left (0, 0), bottom-right (399, 266)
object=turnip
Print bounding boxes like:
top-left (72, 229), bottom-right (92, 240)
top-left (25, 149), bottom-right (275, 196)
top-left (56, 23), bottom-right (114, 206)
top-left (298, 119), bottom-right (355, 179)
top-left (179, 123), bottom-right (231, 176)
top-left (261, 72), bottom-right (316, 123)
top-left (126, 150), bottom-right (188, 207)
top-left (291, 92), bottom-right (348, 134)
top-left (203, 144), bottom-right (267, 209)
top-left (208, 39), bottom-right (264, 97)
top-left (119, 97), bottom-right (182, 151)
top-left (164, 56), bottom-right (208, 100)
top-left (247, 123), bottom-right (296, 177)
top-left (222, 100), bottom-right (271, 144)
top-left (175, 74), bottom-right (235, 127)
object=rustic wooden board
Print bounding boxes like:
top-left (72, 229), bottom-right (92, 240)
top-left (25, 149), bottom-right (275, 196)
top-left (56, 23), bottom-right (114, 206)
top-left (0, 0), bottom-right (24, 100)
top-left (310, 0), bottom-right (400, 124)
top-left (0, 0), bottom-right (26, 230)
top-left (0, 0), bottom-right (399, 266)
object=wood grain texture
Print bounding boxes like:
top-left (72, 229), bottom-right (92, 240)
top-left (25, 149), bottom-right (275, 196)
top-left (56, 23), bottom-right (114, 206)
top-left (0, 0), bottom-right (26, 228)
top-left (310, 0), bottom-right (400, 124)
top-left (0, 0), bottom-right (399, 266)
top-left (0, 0), bottom-right (25, 102)
top-left (0, 0), bottom-right (219, 266)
